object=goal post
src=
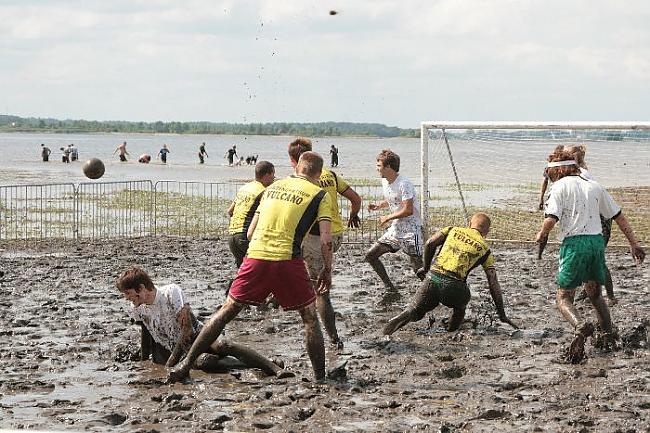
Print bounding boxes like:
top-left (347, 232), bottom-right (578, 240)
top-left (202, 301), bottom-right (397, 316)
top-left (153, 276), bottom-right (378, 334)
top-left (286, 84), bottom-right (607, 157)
top-left (419, 121), bottom-right (650, 246)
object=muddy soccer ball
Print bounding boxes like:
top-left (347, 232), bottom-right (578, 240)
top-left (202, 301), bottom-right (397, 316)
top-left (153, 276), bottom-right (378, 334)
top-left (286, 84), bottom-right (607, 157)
top-left (82, 158), bottom-right (105, 180)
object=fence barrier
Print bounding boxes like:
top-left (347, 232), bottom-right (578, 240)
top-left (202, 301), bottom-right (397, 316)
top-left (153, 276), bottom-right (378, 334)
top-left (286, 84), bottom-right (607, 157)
top-left (0, 180), bottom-right (648, 247)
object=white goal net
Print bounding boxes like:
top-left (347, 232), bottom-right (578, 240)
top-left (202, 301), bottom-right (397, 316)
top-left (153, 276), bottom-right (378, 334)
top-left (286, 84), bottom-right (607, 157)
top-left (420, 122), bottom-right (650, 247)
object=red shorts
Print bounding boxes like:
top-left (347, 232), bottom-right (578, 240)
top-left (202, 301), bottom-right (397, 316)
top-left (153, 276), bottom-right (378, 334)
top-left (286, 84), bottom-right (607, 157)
top-left (229, 257), bottom-right (316, 311)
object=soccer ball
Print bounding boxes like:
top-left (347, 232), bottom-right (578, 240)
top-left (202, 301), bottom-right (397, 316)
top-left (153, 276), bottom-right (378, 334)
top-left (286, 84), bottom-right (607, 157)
top-left (82, 158), bottom-right (105, 180)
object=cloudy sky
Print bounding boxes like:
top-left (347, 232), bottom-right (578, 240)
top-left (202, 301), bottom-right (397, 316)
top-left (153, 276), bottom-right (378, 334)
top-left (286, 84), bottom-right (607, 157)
top-left (1, 0), bottom-right (649, 128)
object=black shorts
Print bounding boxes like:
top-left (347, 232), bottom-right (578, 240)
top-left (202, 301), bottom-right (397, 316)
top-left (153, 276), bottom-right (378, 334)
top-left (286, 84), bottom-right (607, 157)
top-left (119, 154), bottom-right (127, 162)
top-left (228, 232), bottom-right (249, 268)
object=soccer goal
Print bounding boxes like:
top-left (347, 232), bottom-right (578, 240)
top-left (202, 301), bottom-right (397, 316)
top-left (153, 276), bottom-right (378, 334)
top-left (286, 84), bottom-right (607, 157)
top-left (419, 121), bottom-right (650, 246)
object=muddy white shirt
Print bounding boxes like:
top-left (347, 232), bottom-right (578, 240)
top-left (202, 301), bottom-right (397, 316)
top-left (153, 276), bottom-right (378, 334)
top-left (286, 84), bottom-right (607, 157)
top-left (382, 174), bottom-right (421, 234)
top-left (131, 284), bottom-right (202, 352)
top-left (545, 175), bottom-right (620, 242)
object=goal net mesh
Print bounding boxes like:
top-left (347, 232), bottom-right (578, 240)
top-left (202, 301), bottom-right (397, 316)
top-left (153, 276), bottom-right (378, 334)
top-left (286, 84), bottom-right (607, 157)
top-left (424, 127), bottom-right (650, 247)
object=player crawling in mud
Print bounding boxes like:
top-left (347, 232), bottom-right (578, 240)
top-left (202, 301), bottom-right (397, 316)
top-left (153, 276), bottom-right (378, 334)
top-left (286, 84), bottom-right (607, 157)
top-left (117, 267), bottom-right (292, 378)
top-left (536, 147), bottom-right (645, 364)
top-left (383, 212), bottom-right (518, 336)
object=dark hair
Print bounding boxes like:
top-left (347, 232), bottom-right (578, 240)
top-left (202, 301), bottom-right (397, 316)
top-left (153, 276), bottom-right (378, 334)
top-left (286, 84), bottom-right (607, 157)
top-left (377, 149), bottom-right (400, 172)
top-left (297, 151), bottom-right (323, 178)
top-left (288, 137), bottom-right (313, 163)
top-left (116, 267), bottom-right (155, 292)
top-left (255, 160), bottom-right (275, 180)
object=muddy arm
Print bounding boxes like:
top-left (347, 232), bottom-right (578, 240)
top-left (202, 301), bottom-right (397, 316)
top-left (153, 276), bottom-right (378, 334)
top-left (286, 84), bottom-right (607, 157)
top-left (538, 177), bottom-right (548, 210)
top-left (341, 187), bottom-right (362, 228)
top-left (485, 268), bottom-right (518, 329)
top-left (140, 323), bottom-right (152, 361)
top-left (613, 212), bottom-right (646, 264)
top-left (246, 214), bottom-right (259, 241)
top-left (227, 201), bottom-right (235, 217)
top-left (415, 231), bottom-right (446, 280)
top-left (166, 305), bottom-right (195, 368)
top-left (317, 220), bottom-right (333, 294)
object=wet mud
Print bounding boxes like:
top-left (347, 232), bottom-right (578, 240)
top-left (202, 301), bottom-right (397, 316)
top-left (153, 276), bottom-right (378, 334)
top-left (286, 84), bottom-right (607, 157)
top-left (0, 238), bottom-right (648, 432)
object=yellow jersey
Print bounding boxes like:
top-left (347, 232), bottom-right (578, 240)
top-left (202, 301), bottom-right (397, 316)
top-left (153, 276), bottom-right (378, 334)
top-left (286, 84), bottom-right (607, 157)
top-left (432, 226), bottom-right (495, 281)
top-left (309, 168), bottom-right (350, 236)
top-left (228, 180), bottom-right (266, 235)
top-left (247, 175), bottom-right (332, 261)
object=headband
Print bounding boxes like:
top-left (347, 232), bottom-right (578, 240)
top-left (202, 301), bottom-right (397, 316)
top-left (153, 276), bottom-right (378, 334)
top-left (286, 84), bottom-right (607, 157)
top-left (547, 160), bottom-right (576, 168)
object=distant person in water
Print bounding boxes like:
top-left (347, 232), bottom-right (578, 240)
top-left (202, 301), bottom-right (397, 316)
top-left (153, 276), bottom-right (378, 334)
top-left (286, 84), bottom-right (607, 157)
top-left (158, 144), bottom-right (170, 164)
top-left (114, 141), bottom-right (129, 162)
top-left (41, 144), bottom-right (51, 162)
top-left (225, 145), bottom-right (238, 166)
top-left (330, 145), bottom-right (339, 167)
top-left (198, 142), bottom-right (208, 164)
top-left (60, 147), bottom-right (70, 163)
top-left (68, 144), bottom-right (78, 161)
top-left (138, 154), bottom-right (152, 164)
top-left (234, 156), bottom-right (244, 166)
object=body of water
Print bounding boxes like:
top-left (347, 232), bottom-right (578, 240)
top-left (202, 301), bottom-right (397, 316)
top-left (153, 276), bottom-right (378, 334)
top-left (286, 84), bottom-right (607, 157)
top-left (1, 132), bottom-right (648, 190)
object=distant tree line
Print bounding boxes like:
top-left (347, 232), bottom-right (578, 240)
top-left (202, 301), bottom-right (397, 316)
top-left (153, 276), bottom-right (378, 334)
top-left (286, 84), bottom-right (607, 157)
top-left (0, 115), bottom-right (420, 138)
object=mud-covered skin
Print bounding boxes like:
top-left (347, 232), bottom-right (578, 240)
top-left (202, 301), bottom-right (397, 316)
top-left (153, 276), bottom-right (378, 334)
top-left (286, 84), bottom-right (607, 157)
top-left (365, 242), bottom-right (422, 295)
top-left (0, 238), bottom-right (648, 432)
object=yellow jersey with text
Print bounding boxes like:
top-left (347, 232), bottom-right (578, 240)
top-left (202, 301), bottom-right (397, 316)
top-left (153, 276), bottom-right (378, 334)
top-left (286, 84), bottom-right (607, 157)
top-left (247, 175), bottom-right (332, 261)
top-left (432, 226), bottom-right (495, 281)
top-left (309, 168), bottom-right (350, 236)
top-left (228, 180), bottom-right (266, 235)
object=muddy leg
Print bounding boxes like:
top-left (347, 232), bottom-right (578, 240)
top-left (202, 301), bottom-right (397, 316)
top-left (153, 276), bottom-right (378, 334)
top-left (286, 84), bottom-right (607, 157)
top-left (447, 306), bottom-right (467, 332)
top-left (298, 304), bottom-right (326, 380)
top-left (557, 287), bottom-right (594, 364)
top-left (604, 266), bottom-right (616, 304)
top-left (556, 288), bottom-right (581, 328)
top-left (167, 297), bottom-right (244, 382)
top-left (364, 242), bottom-right (396, 291)
top-left (209, 339), bottom-right (289, 377)
top-left (384, 279), bottom-right (439, 335)
top-left (316, 293), bottom-right (342, 348)
top-left (409, 254), bottom-right (424, 274)
top-left (585, 280), bottom-right (618, 351)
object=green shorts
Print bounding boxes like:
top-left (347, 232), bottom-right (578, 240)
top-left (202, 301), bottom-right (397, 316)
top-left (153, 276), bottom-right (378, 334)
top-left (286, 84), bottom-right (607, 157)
top-left (429, 272), bottom-right (471, 309)
top-left (557, 235), bottom-right (606, 289)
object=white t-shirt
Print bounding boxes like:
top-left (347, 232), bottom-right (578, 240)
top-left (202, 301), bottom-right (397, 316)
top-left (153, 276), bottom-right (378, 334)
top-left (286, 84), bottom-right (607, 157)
top-left (545, 175), bottom-right (620, 242)
top-left (382, 174), bottom-right (422, 233)
top-left (131, 284), bottom-right (202, 352)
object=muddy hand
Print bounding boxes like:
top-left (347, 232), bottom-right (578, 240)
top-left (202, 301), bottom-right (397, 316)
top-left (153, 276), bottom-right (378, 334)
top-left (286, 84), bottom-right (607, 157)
top-left (347, 214), bottom-right (361, 228)
top-left (316, 268), bottom-right (332, 294)
top-left (630, 244), bottom-right (645, 265)
top-left (415, 267), bottom-right (427, 281)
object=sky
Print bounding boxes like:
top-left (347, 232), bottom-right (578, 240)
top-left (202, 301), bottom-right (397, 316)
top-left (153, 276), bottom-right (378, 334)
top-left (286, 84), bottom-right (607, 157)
top-left (1, 0), bottom-right (649, 128)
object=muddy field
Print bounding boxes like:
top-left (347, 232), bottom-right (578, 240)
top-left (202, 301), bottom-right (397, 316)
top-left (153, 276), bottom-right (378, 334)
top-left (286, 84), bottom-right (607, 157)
top-left (0, 237), bottom-right (648, 432)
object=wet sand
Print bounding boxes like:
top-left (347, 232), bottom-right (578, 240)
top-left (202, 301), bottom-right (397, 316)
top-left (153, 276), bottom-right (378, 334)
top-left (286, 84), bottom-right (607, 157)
top-left (0, 238), bottom-right (648, 432)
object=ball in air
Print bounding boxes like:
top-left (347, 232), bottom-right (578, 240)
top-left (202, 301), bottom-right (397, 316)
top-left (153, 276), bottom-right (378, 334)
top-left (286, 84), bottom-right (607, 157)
top-left (329, 10), bottom-right (338, 15)
top-left (82, 158), bottom-right (105, 180)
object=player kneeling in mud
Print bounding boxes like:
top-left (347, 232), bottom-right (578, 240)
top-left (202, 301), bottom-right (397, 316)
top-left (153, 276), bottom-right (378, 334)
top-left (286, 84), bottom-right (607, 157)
top-left (117, 267), bottom-right (292, 378)
top-left (536, 147), bottom-right (645, 364)
top-left (383, 212), bottom-right (518, 336)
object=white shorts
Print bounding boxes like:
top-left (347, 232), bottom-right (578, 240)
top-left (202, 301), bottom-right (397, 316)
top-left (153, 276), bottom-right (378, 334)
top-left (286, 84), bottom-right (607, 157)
top-left (302, 233), bottom-right (343, 280)
top-left (377, 225), bottom-right (423, 257)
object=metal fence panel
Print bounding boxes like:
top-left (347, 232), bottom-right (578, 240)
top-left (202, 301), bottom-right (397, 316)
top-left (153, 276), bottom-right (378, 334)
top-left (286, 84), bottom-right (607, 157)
top-left (77, 180), bottom-right (153, 239)
top-left (0, 183), bottom-right (77, 241)
top-left (154, 181), bottom-right (243, 237)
